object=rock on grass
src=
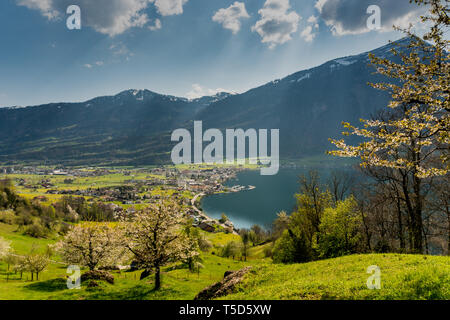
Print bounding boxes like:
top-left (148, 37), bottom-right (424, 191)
top-left (195, 267), bottom-right (252, 300)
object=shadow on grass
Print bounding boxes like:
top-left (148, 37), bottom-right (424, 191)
top-left (86, 284), bottom-right (171, 300)
top-left (24, 278), bottom-right (67, 293)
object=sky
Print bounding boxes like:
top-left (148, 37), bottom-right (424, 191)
top-left (0, 0), bottom-right (428, 107)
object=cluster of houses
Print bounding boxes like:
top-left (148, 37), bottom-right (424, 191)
top-left (0, 166), bottom-right (112, 177)
top-left (3, 165), bottom-right (246, 234)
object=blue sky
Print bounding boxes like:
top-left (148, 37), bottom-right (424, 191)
top-left (0, 0), bottom-right (426, 107)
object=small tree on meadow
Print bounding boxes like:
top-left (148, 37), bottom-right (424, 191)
top-left (220, 241), bottom-right (242, 260)
top-left (181, 223), bottom-right (201, 272)
top-left (239, 229), bottom-right (251, 261)
top-left (24, 244), bottom-right (52, 281)
top-left (12, 255), bottom-right (27, 279)
top-left (56, 223), bottom-right (126, 271)
top-left (0, 236), bottom-right (11, 259)
top-left (123, 199), bottom-right (196, 290)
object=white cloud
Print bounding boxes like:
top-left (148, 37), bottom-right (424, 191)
top-left (83, 61), bottom-right (103, 69)
top-left (149, 0), bottom-right (188, 16)
top-left (148, 18), bottom-right (162, 31)
top-left (212, 2), bottom-right (250, 34)
top-left (300, 15), bottom-right (319, 42)
top-left (186, 84), bottom-right (233, 100)
top-left (307, 15), bottom-right (319, 27)
top-left (109, 42), bottom-right (134, 62)
top-left (314, 0), bottom-right (327, 12)
top-left (314, 0), bottom-right (426, 36)
top-left (300, 26), bottom-right (315, 42)
top-left (252, 0), bottom-right (301, 48)
top-left (16, 0), bottom-right (59, 19)
top-left (16, 0), bottom-right (189, 36)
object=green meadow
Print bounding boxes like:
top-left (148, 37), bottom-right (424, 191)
top-left (1, 221), bottom-right (449, 300)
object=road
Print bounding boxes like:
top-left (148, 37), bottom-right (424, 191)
top-left (191, 193), bottom-right (212, 221)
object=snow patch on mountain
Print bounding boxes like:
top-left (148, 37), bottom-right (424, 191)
top-left (297, 73), bottom-right (311, 82)
top-left (334, 59), bottom-right (357, 66)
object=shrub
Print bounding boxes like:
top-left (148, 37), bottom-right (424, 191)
top-left (220, 241), bottom-right (242, 259)
top-left (198, 238), bottom-right (213, 252)
top-left (317, 197), bottom-right (363, 259)
top-left (14, 212), bottom-right (33, 226)
top-left (272, 229), bottom-right (312, 264)
top-left (263, 246), bottom-right (273, 258)
top-left (58, 222), bottom-right (71, 235)
top-left (81, 270), bottom-right (114, 285)
top-left (219, 213), bottom-right (229, 224)
top-left (0, 210), bottom-right (15, 224)
top-left (24, 223), bottom-right (48, 238)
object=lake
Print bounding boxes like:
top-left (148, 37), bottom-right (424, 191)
top-left (201, 167), bottom-right (338, 229)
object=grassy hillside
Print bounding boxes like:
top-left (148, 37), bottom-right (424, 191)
top-left (1, 221), bottom-right (449, 300)
top-left (222, 254), bottom-right (450, 300)
top-left (0, 222), bottom-right (265, 300)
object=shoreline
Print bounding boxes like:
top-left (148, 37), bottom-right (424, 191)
top-left (191, 192), bottom-right (239, 235)
top-left (191, 168), bottom-right (257, 233)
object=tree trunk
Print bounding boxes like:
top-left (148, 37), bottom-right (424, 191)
top-left (401, 174), bottom-right (423, 253)
top-left (154, 266), bottom-right (161, 290)
top-left (410, 149), bottom-right (424, 253)
top-left (412, 174), bottom-right (423, 253)
top-left (359, 206), bottom-right (372, 251)
top-left (395, 191), bottom-right (405, 251)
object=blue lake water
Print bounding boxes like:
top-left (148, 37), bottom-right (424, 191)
top-left (201, 168), bottom-right (326, 229)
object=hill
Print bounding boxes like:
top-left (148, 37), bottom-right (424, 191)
top-left (0, 222), bottom-right (261, 300)
top-left (1, 219), bottom-right (448, 300)
top-left (196, 39), bottom-right (410, 158)
top-left (0, 90), bottom-right (233, 165)
top-left (221, 254), bottom-right (450, 300)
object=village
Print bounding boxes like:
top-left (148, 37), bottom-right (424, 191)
top-left (0, 165), bottom-right (256, 234)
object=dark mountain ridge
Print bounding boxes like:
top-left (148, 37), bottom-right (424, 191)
top-left (0, 39), bottom-right (412, 165)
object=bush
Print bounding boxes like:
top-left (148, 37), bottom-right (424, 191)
top-left (198, 238), bottom-right (213, 252)
top-left (219, 213), bottom-right (229, 224)
top-left (58, 222), bottom-right (71, 235)
top-left (81, 270), bottom-right (114, 285)
top-left (14, 213), bottom-right (33, 226)
top-left (272, 229), bottom-right (312, 264)
top-left (316, 197), bottom-right (363, 259)
top-left (220, 241), bottom-right (242, 259)
top-left (263, 246), bottom-right (273, 258)
top-left (24, 223), bottom-right (48, 238)
top-left (0, 210), bottom-right (15, 224)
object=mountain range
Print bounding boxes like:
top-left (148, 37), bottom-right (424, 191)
top-left (0, 39), bottom-right (410, 166)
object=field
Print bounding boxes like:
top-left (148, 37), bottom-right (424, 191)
top-left (6, 170), bottom-right (167, 205)
top-left (0, 222), bottom-right (265, 300)
top-left (223, 254), bottom-right (450, 300)
top-left (1, 221), bottom-right (449, 300)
